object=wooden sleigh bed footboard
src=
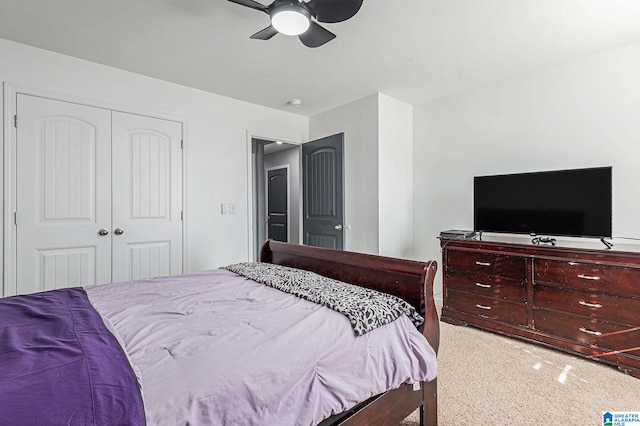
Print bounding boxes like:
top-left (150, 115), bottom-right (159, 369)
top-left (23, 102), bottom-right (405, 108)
top-left (260, 240), bottom-right (440, 426)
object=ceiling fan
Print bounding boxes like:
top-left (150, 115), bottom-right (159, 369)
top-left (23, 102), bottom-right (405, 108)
top-left (227, 0), bottom-right (363, 48)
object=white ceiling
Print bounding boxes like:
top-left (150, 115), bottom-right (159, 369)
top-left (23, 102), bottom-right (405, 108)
top-left (2, 0), bottom-right (640, 117)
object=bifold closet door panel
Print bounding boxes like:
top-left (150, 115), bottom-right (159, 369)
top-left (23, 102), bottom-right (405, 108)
top-left (13, 95), bottom-right (184, 296)
top-left (111, 111), bottom-right (183, 282)
top-left (15, 94), bottom-right (113, 295)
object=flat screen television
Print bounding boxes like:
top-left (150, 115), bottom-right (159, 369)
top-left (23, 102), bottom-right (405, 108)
top-left (474, 167), bottom-right (612, 238)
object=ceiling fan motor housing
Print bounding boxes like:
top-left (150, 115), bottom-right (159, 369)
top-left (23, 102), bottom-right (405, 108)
top-left (270, 1), bottom-right (313, 36)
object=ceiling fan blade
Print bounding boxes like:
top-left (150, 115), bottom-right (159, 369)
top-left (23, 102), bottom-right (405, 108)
top-left (227, 0), bottom-right (268, 13)
top-left (299, 21), bottom-right (336, 48)
top-left (308, 0), bottom-right (363, 23)
top-left (250, 25), bottom-right (279, 40)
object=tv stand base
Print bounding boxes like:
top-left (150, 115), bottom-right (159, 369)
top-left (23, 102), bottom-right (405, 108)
top-left (531, 236), bottom-right (556, 245)
top-left (601, 238), bottom-right (614, 249)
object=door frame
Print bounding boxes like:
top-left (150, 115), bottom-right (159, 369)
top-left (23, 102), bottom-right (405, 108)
top-left (245, 131), bottom-right (303, 261)
top-left (265, 164), bottom-right (290, 243)
top-left (2, 83), bottom-right (188, 297)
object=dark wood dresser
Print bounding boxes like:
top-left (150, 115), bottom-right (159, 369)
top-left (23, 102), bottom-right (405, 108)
top-left (440, 236), bottom-right (640, 378)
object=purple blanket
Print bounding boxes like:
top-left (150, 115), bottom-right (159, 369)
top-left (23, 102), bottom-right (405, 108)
top-left (0, 288), bottom-right (145, 426)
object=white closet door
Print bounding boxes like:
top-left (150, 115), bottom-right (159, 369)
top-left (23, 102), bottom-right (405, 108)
top-left (111, 111), bottom-right (183, 282)
top-left (16, 95), bottom-right (113, 294)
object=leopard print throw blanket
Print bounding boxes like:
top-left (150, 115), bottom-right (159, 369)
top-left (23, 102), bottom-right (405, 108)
top-left (223, 262), bottom-right (424, 336)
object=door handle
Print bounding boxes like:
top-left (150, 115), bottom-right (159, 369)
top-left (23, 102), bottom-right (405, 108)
top-left (98, 228), bottom-right (109, 236)
top-left (114, 228), bottom-right (125, 235)
top-left (335, 224), bottom-right (343, 231)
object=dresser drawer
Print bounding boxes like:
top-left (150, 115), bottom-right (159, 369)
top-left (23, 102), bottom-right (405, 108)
top-left (534, 285), bottom-right (640, 326)
top-left (534, 309), bottom-right (640, 359)
top-left (534, 259), bottom-right (640, 298)
top-left (446, 272), bottom-right (526, 302)
top-left (446, 250), bottom-right (526, 281)
top-left (446, 289), bottom-right (528, 326)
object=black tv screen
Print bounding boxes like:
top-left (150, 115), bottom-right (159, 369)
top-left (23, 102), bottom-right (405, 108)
top-left (474, 167), bottom-right (612, 238)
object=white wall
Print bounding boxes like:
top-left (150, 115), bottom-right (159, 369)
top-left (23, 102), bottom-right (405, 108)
top-left (309, 94), bottom-right (379, 254)
top-left (309, 93), bottom-right (414, 257)
top-left (0, 38), bottom-right (308, 286)
top-left (378, 94), bottom-right (413, 258)
top-left (8, 35), bottom-right (640, 303)
top-left (412, 39), bottom-right (640, 302)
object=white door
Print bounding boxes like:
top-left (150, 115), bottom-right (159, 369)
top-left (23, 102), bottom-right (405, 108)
top-left (14, 95), bottom-right (183, 295)
top-left (111, 111), bottom-right (183, 282)
top-left (16, 94), bottom-right (113, 294)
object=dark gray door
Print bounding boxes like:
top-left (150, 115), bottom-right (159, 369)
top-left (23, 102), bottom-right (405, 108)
top-left (302, 133), bottom-right (344, 249)
top-left (267, 168), bottom-right (288, 242)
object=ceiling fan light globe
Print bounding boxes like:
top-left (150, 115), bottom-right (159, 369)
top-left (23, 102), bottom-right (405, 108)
top-left (271, 7), bottom-right (310, 36)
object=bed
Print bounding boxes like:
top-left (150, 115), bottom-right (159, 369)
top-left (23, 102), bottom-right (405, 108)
top-left (1, 240), bottom-right (439, 426)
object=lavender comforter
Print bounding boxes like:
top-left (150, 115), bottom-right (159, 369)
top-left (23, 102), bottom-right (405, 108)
top-left (2, 268), bottom-right (437, 426)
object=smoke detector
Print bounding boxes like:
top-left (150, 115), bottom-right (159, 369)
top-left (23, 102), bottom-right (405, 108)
top-left (287, 98), bottom-right (302, 107)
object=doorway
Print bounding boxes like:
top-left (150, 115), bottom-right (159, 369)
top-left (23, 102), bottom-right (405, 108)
top-left (248, 133), bottom-right (345, 260)
top-left (250, 138), bottom-right (301, 259)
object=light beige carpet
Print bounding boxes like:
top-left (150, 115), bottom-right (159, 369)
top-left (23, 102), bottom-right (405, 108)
top-left (401, 320), bottom-right (640, 425)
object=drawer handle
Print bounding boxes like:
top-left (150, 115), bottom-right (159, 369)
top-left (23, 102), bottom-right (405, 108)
top-left (476, 304), bottom-right (492, 310)
top-left (475, 282), bottom-right (492, 288)
top-left (578, 300), bottom-right (602, 308)
top-left (579, 327), bottom-right (602, 336)
top-left (475, 261), bottom-right (491, 267)
top-left (577, 274), bottom-right (600, 281)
